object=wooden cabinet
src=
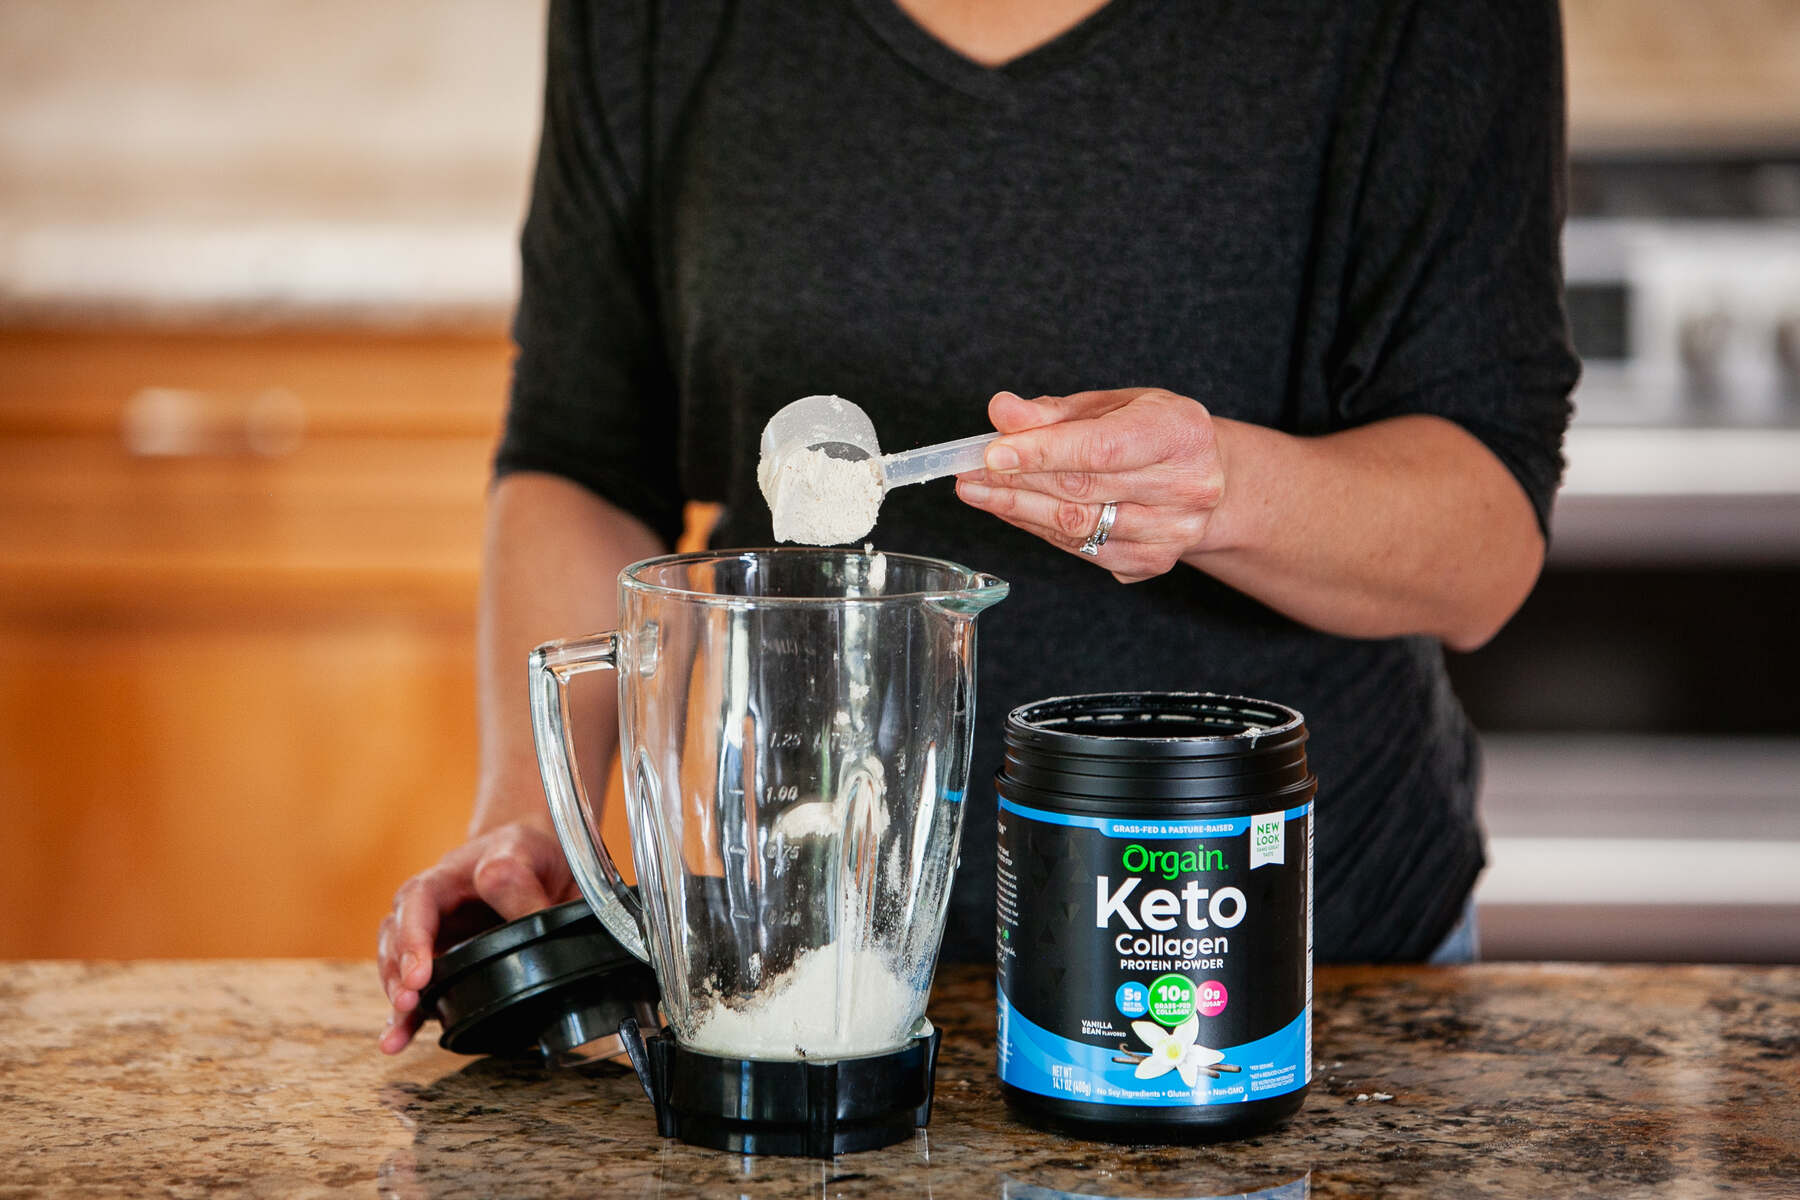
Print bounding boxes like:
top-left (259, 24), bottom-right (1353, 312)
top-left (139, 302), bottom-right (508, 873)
top-left (0, 329), bottom-right (506, 958)
top-left (1563, 0), bottom-right (1800, 150)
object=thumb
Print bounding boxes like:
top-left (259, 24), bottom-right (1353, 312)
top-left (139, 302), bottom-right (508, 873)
top-left (987, 391), bottom-right (1059, 434)
top-left (988, 388), bottom-right (1144, 433)
top-left (471, 829), bottom-right (571, 920)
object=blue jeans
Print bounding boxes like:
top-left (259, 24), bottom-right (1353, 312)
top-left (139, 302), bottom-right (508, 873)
top-left (1426, 899), bottom-right (1481, 964)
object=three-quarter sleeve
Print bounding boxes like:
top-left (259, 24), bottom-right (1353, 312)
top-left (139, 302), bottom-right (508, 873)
top-left (1326, 0), bottom-right (1581, 535)
top-left (494, 0), bottom-right (685, 548)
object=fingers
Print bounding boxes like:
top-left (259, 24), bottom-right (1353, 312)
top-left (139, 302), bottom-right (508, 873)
top-left (963, 387), bottom-right (1225, 583)
top-left (377, 869), bottom-right (464, 1054)
top-left (376, 821), bottom-right (574, 1054)
top-left (958, 482), bottom-right (1128, 549)
top-left (987, 389), bottom-right (1142, 434)
top-left (984, 389), bottom-right (1211, 477)
top-left (964, 485), bottom-right (1202, 575)
top-left (391, 872), bottom-right (457, 991)
top-left (957, 457), bottom-right (1215, 508)
top-left (380, 995), bottom-right (431, 1055)
top-left (956, 481), bottom-right (1204, 579)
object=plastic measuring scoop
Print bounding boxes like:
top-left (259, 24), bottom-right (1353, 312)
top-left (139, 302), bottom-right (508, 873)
top-left (758, 394), bottom-right (999, 493)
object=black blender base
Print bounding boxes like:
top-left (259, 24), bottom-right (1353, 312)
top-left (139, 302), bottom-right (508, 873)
top-left (617, 1020), bottom-right (941, 1158)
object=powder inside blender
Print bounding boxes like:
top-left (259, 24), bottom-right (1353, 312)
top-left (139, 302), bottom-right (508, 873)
top-left (686, 943), bottom-right (920, 1059)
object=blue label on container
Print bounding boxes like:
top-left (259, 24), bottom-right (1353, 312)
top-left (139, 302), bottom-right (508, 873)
top-left (998, 988), bottom-right (1308, 1106)
top-left (998, 797), bottom-right (1311, 840)
top-left (995, 793), bottom-right (1314, 1108)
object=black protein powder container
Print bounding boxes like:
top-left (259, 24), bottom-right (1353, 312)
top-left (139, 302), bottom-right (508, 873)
top-left (995, 692), bottom-right (1315, 1144)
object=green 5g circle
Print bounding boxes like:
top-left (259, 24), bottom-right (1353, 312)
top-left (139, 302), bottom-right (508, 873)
top-left (1147, 973), bottom-right (1196, 1026)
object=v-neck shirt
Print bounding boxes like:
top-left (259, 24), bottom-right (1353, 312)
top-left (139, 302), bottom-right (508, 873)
top-left (847, 0), bottom-right (1164, 97)
top-left (497, 0), bottom-right (1579, 962)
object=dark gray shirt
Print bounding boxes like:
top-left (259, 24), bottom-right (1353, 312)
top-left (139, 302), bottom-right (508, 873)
top-left (498, 0), bottom-right (1580, 961)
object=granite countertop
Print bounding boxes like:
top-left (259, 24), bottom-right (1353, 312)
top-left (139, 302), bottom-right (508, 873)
top-left (4, 961), bottom-right (1796, 1198)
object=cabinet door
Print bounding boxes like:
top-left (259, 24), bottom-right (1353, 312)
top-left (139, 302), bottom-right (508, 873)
top-left (0, 615), bottom-right (480, 957)
top-left (0, 330), bottom-right (500, 957)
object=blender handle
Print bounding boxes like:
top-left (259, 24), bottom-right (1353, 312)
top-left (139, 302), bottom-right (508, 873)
top-left (528, 632), bottom-right (650, 963)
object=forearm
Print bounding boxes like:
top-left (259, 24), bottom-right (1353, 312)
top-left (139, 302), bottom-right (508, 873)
top-left (471, 471), bottom-right (670, 835)
top-left (1192, 414), bottom-right (1546, 652)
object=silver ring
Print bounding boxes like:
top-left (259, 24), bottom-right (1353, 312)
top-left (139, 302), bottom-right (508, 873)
top-left (1079, 501), bottom-right (1119, 556)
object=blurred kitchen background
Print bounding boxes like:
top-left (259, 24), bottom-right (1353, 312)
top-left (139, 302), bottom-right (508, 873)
top-left (2, 1), bottom-right (1796, 963)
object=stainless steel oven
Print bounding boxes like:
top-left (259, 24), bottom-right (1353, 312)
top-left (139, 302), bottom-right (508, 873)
top-left (1446, 155), bottom-right (1800, 962)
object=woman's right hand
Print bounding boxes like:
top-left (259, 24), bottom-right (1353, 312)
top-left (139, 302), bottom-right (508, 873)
top-left (376, 817), bottom-right (579, 1054)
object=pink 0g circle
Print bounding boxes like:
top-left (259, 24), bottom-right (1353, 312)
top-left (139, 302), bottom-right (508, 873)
top-left (1197, 980), bottom-right (1229, 1017)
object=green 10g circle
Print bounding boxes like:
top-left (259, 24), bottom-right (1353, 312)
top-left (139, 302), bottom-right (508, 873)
top-left (1148, 973), bottom-right (1196, 1026)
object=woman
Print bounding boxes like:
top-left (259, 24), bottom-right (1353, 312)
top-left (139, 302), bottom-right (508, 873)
top-left (378, 0), bottom-right (1577, 1053)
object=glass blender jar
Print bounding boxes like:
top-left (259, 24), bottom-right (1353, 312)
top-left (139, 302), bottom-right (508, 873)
top-left (530, 548), bottom-right (1007, 1155)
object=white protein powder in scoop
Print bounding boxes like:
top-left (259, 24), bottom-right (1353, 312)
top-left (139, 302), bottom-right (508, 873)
top-left (685, 944), bottom-right (920, 1060)
top-left (762, 446), bottom-right (884, 545)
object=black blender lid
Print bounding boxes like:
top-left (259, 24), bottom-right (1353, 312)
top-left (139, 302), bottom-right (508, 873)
top-left (420, 899), bottom-right (660, 1064)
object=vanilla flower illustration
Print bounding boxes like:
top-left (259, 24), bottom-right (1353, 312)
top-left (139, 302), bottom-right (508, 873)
top-left (1131, 1016), bottom-right (1225, 1087)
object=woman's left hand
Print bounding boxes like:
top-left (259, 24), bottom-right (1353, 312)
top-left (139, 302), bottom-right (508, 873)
top-left (955, 389), bottom-right (1227, 583)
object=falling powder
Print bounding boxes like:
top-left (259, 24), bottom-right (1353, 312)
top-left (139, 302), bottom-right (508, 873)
top-left (762, 446), bottom-right (884, 545)
top-left (684, 944), bottom-right (922, 1060)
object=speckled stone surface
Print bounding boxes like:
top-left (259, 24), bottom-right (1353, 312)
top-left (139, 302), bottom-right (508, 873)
top-left (2, 961), bottom-right (1796, 1198)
